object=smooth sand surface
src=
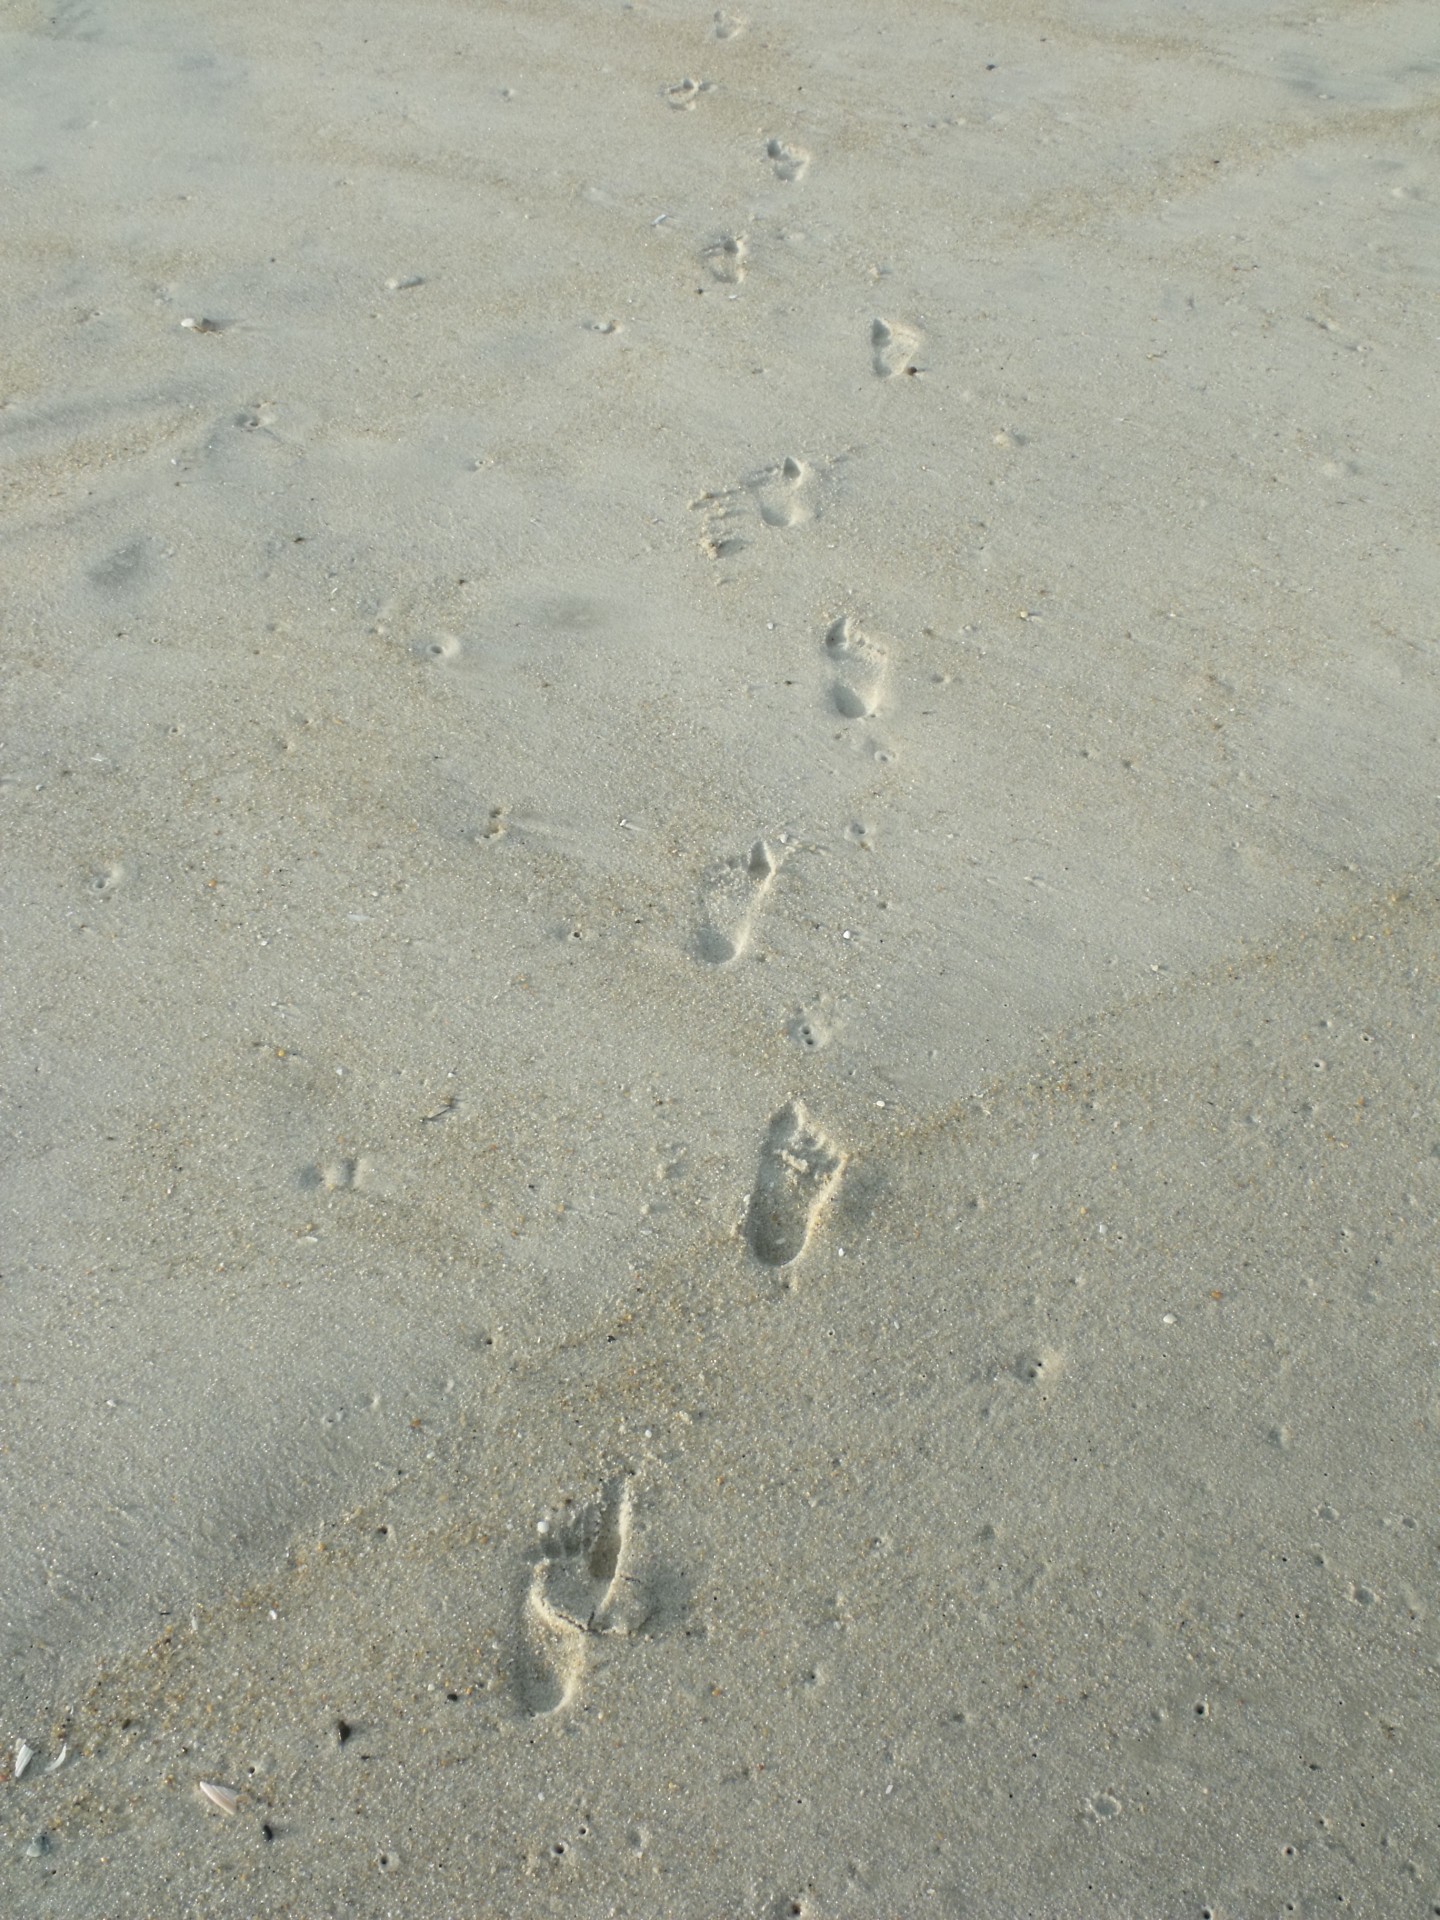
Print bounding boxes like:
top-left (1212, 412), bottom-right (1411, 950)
top-left (3, 1), bottom-right (1438, 1912)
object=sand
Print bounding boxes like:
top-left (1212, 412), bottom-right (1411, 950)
top-left (2, 0), bottom-right (1438, 1913)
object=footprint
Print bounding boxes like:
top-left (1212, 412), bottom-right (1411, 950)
top-left (788, 1004), bottom-right (833, 1053)
top-left (765, 137), bottom-right (810, 182)
top-left (713, 8), bottom-right (746, 37)
top-left (693, 453), bottom-right (834, 561)
top-left (702, 233), bottom-right (747, 284)
top-left (751, 454), bottom-right (812, 528)
top-left (416, 630), bottom-right (462, 665)
top-left (303, 1155), bottom-right (374, 1194)
top-left (745, 1099), bottom-right (846, 1268)
top-left (824, 614), bottom-right (889, 719)
top-left (871, 316), bottom-right (923, 378)
top-left (691, 488), bottom-right (748, 560)
top-left (474, 803), bottom-right (509, 844)
top-left (85, 859), bottom-right (128, 898)
top-left (695, 839), bottom-right (780, 965)
top-left (664, 77), bottom-right (713, 110)
top-left (519, 1478), bottom-right (646, 1716)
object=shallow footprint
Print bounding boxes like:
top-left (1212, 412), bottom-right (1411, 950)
top-left (519, 1477), bottom-right (645, 1716)
top-left (751, 454), bottom-right (812, 529)
top-left (825, 614), bottom-right (889, 719)
top-left (745, 1099), bottom-right (846, 1267)
top-left (702, 233), bottom-right (747, 284)
top-left (664, 77), bottom-right (713, 110)
top-left (871, 316), bottom-right (923, 378)
top-left (765, 136), bottom-right (810, 181)
top-left (696, 839), bottom-right (780, 964)
top-left (691, 486), bottom-right (748, 560)
top-left (789, 1003), bottom-right (834, 1053)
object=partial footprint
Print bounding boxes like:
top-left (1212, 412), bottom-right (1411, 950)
top-left (713, 8), bottom-right (746, 37)
top-left (85, 859), bottom-right (128, 898)
top-left (824, 614), bottom-right (889, 719)
top-left (519, 1477), bottom-right (646, 1716)
top-left (664, 77), bottom-right (713, 110)
top-left (691, 487), bottom-right (748, 560)
top-left (745, 1099), bottom-right (846, 1268)
top-left (702, 233), bottom-right (747, 284)
top-left (871, 316), bottom-right (923, 378)
top-left (695, 839), bottom-right (780, 965)
top-left (416, 630), bottom-right (462, 665)
top-left (751, 454), bottom-right (812, 528)
top-left (788, 1003), bottom-right (834, 1053)
top-left (302, 1155), bottom-right (375, 1194)
top-left (765, 137), bottom-right (810, 182)
top-left (518, 1585), bottom-right (585, 1717)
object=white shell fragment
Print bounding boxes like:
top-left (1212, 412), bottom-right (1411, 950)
top-left (199, 1780), bottom-right (239, 1814)
top-left (14, 1741), bottom-right (34, 1779)
top-left (45, 1744), bottom-right (68, 1774)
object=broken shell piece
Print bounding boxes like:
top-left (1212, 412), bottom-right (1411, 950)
top-left (199, 1780), bottom-right (239, 1814)
top-left (14, 1741), bottom-right (34, 1779)
top-left (44, 1744), bottom-right (67, 1774)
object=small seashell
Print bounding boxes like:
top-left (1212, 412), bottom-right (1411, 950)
top-left (14, 1741), bottom-right (34, 1779)
top-left (199, 1780), bottom-right (239, 1814)
top-left (44, 1744), bottom-right (67, 1774)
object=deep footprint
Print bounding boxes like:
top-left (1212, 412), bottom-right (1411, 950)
top-left (745, 1099), bottom-right (847, 1267)
top-left (825, 614), bottom-right (889, 719)
top-left (695, 839), bottom-right (780, 964)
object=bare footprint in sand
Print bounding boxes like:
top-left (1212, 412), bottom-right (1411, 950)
top-left (825, 614), bottom-right (889, 719)
top-left (745, 1099), bottom-right (846, 1268)
top-left (871, 316), bottom-right (923, 378)
top-left (664, 77), bottom-right (714, 110)
top-left (693, 453), bottom-right (838, 562)
top-left (751, 454), bottom-right (812, 528)
top-left (695, 839), bottom-right (780, 964)
top-left (765, 137), bottom-right (810, 182)
top-left (702, 233), bottom-right (748, 284)
top-left (518, 1478), bottom-right (646, 1716)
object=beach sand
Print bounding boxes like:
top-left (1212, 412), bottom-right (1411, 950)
top-left (2, 1), bottom-right (1437, 1912)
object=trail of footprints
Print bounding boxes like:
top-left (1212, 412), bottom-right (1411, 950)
top-left (513, 117), bottom-right (922, 1715)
